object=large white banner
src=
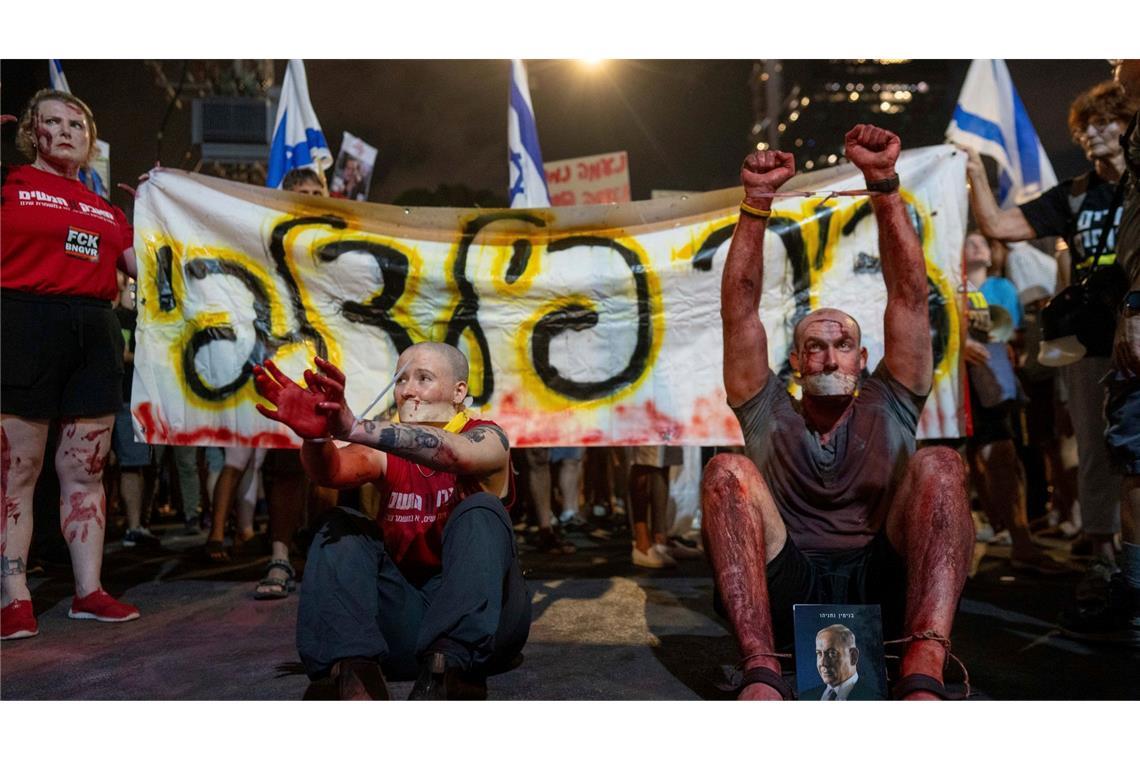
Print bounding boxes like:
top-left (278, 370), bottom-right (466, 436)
top-left (131, 146), bottom-right (966, 448)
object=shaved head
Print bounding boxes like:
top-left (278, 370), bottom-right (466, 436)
top-left (404, 341), bottom-right (469, 384)
top-left (793, 308), bottom-right (861, 350)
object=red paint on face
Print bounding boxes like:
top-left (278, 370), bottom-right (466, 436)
top-left (63, 492), bottom-right (104, 544)
top-left (796, 318), bottom-right (862, 378)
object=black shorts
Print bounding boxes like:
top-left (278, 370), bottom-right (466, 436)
top-left (764, 533), bottom-right (908, 651)
top-left (1, 289), bottom-right (124, 419)
top-left (968, 382), bottom-right (1015, 446)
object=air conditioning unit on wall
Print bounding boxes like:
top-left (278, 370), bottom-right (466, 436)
top-left (191, 97), bottom-right (273, 163)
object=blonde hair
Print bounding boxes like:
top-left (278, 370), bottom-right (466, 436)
top-left (16, 89), bottom-right (99, 165)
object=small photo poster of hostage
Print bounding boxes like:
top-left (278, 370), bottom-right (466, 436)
top-left (330, 131), bottom-right (378, 201)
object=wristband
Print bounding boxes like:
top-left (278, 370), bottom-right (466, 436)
top-left (1123, 290), bottom-right (1140, 315)
top-left (865, 174), bottom-right (900, 193)
top-left (740, 201), bottom-right (772, 219)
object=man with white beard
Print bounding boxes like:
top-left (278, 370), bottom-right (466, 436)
top-left (701, 125), bottom-right (974, 700)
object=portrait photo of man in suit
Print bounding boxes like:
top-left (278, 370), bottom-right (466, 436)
top-left (801, 624), bottom-right (877, 700)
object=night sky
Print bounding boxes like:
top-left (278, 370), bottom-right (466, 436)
top-left (0, 59), bottom-right (1117, 214)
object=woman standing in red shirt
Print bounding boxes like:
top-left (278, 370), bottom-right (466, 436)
top-left (1, 89), bottom-right (141, 640)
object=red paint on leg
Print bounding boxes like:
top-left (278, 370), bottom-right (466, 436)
top-left (62, 492), bottom-right (105, 545)
top-left (81, 426), bottom-right (111, 442)
top-left (700, 455), bottom-right (785, 698)
top-left (83, 440), bottom-right (106, 476)
top-left (1, 429), bottom-right (22, 554)
top-left (890, 448), bottom-right (973, 694)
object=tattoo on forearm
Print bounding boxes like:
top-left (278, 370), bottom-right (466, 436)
top-left (1, 556), bottom-right (26, 576)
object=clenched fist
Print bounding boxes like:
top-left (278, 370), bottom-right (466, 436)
top-left (741, 150), bottom-right (795, 207)
top-left (844, 124), bottom-right (901, 181)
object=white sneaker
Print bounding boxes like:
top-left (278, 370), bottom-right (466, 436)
top-left (632, 545), bottom-right (677, 568)
top-left (988, 529), bottom-right (1012, 546)
top-left (1059, 520), bottom-right (1081, 539)
top-left (657, 540), bottom-right (703, 561)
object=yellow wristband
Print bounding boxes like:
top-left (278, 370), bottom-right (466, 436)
top-left (740, 202), bottom-right (772, 219)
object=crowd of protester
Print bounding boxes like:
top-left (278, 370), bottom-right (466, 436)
top-left (2, 62), bottom-right (1137, 674)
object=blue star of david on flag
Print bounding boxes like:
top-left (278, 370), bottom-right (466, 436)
top-left (507, 60), bottom-right (550, 208)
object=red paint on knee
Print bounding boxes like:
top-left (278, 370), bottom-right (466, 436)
top-left (83, 440), bottom-right (106, 476)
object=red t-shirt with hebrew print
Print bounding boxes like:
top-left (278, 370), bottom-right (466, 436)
top-left (377, 418), bottom-right (514, 585)
top-left (1, 164), bottom-right (131, 301)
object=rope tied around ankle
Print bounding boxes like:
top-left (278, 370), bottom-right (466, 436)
top-left (884, 630), bottom-right (971, 698)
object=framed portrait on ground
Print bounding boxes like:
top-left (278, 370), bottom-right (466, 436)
top-left (793, 604), bottom-right (888, 700)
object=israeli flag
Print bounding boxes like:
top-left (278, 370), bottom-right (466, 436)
top-left (267, 60), bottom-right (333, 189)
top-left (47, 60), bottom-right (110, 199)
top-left (508, 59), bottom-right (550, 208)
top-left (946, 59), bottom-right (1057, 207)
top-left (49, 59), bottom-right (70, 92)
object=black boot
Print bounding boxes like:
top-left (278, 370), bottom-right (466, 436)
top-left (332, 657), bottom-right (389, 700)
top-left (407, 652), bottom-right (487, 700)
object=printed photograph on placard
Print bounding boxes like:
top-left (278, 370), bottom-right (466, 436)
top-left (793, 604), bottom-right (888, 701)
top-left (330, 131), bottom-right (378, 201)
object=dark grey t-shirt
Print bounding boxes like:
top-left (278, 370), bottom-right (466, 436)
top-left (732, 362), bottom-right (928, 553)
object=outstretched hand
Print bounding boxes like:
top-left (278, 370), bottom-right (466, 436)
top-left (304, 356), bottom-right (356, 437)
top-left (253, 358), bottom-right (343, 440)
top-left (844, 124), bottom-right (901, 181)
top-left (741, 150), bottom-right (795, 205)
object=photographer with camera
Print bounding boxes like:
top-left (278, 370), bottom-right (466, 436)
top-left (965, 76), bottom-right (1139, 643)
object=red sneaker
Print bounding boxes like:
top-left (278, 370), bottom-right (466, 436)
top-left (1, 599), bottom-right (39, 640)
top-left (68, 589), bottom-right (140, 623)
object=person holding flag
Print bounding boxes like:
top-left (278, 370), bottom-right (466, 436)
top-left (266, 60), bottom-right (332, 190)
top-left (962, 78), bottom-right (1138, 606)
top-left (947, 59), bottom-right (1058, 208)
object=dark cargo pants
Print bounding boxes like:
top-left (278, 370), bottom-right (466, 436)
top-left (296, 493), bottom-right (531, 680)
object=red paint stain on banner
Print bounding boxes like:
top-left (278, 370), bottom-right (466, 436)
top-left (134, 403), bottom-right (297, 449)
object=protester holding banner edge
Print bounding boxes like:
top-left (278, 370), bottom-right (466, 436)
top-left (1, 88), bottom-right (141, 640)
top-left (962, 78), bottom-right (1139, 641)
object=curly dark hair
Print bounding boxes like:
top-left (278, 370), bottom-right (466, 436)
top-left (1068, 80), bottom-right (1139, 141)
